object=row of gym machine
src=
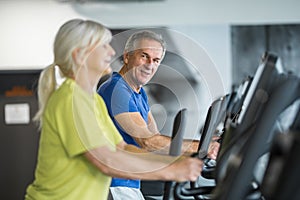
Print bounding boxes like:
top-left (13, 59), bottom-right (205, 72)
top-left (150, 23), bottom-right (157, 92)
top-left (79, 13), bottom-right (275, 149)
top-left (160, 52), bottom-right (300, 200)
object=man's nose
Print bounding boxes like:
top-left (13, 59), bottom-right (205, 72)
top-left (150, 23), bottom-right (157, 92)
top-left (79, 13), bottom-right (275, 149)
top-left (146, 58), bottom-right (156, 67)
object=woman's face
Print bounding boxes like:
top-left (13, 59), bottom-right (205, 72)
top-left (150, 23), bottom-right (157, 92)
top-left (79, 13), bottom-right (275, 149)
top-left (86, 41), bottom-right (115, 77)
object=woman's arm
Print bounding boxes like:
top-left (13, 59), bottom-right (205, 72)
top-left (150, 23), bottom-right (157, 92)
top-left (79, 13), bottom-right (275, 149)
top-left (84, 141), bottom-right (203, 182)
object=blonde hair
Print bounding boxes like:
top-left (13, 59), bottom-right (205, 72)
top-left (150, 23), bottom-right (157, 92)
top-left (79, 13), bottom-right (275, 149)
top-left (34, 19), bottom-right (112, 127)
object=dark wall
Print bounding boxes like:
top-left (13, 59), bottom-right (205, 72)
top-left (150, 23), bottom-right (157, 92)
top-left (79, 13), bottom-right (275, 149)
top-left (231, 24), bottom-right (300, 86)
top-left (0, 70), bottom-right (41, 200)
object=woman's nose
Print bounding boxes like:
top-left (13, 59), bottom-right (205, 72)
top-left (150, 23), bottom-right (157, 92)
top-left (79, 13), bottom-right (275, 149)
top-left (109, 45), bottom-right (116, 56)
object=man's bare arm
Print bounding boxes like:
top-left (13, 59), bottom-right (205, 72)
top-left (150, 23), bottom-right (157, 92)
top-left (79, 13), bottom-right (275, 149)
top-left (114, 112), bottom-right (200, 154)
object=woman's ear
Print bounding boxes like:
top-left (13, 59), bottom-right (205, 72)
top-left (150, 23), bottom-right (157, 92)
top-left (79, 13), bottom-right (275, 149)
top-left (72, 48), bottom-right (84, 66)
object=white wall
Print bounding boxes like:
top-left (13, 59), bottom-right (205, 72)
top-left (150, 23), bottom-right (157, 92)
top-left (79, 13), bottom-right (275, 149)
top-left (0, 1), bottom-right (83, 69)
top-left (0, 0), bottom-right (231, 139)
top-left (170, 25), bottom-right (231, 91)
top-left (1, 0), bottom-right (298, 84)
top-left (0, 1), bottom-right (231, 87)
top-left (1, 0), bottom-right (299, 137)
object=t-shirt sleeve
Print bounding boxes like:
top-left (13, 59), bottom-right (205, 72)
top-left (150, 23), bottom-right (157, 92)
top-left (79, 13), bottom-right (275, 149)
top-left (99, 75), bottom-right (150, 121)
top-left (55, 90), bottom-right (122, 158)
top-left (110, 83), bottom-right (140, 116)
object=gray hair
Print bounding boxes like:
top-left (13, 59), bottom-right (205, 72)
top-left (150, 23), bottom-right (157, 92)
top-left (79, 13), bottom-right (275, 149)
top-left (124, 30), bottom-right (166, 59)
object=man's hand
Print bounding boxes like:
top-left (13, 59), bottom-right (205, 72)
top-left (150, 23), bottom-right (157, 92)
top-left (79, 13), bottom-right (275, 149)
top-left (207, 136), bottom-right (220, 160)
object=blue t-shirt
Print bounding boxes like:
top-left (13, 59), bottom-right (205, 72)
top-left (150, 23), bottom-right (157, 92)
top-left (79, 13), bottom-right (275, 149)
top-left (98, 72), bottom-right (150, 188)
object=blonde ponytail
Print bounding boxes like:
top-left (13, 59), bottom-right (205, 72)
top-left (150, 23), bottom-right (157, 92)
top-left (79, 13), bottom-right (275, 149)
top-left (33, 63), bottom-right (56, 128)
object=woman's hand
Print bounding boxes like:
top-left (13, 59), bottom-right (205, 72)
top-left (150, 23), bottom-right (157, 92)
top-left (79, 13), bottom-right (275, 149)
top-left (165, 156), bottom-right (203, 182)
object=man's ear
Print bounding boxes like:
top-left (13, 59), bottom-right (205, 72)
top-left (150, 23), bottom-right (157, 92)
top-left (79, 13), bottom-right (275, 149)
top-left (123, 53), bottom-right (129, 64)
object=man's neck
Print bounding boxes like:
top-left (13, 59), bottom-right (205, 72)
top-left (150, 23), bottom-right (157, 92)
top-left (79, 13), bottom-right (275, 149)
top-left (119, 66), bottom-right (141, 93)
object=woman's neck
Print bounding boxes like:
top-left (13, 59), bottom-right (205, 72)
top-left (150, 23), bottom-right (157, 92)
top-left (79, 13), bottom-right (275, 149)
top-left (75, 67), bottom-right (99, 95)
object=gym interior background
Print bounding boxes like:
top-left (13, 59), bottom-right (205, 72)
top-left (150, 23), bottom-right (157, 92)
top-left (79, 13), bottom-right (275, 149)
top-left (0, 1), bottom-right (299, 199)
